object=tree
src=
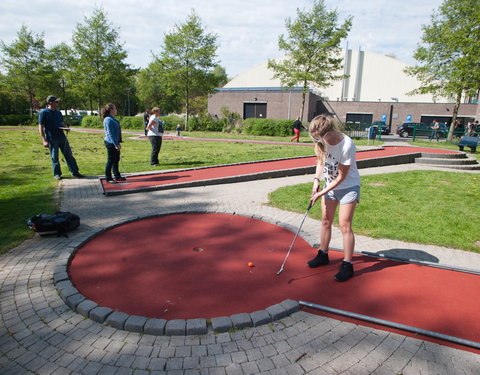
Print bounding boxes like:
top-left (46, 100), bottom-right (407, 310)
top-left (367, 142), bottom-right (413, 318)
top-left (268, 0), bottom-right (352, 120)
top-left (156, 11), bottom-right (220, 128)
top-left (45, 42), bottom-right (80, 115)
top-left (212, 65), bottom-right (229, 88)
top-left (405, 0), bottom-right (480, 140)
top-left (135, 62), bottom-right (181, 114)
top-left (0, 24), bottom-right (49, 118)
top-left (70, 7), bottom-right (134, 112)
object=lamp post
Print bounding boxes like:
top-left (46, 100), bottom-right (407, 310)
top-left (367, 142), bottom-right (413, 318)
top-left (389, 97), bottom-right (399, 133)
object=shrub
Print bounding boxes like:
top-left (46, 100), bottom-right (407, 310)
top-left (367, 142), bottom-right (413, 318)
top-left (81, 116), bottom-right (103, 128)
top-left (160, 115), bottom-right (184, 131)
top-left (189, 113), bottom-right (224, 132)
top-left (220, 107), bottom-right (242, 133)
top-left (120, 116), bottom-right (143, 130)
top-left (0, 114), bottom-right (34, 126)
top-left (243, 118), bottom-right (295, 137)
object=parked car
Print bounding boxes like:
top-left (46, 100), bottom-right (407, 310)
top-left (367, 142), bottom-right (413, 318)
top-left (396, 122), bottom-right (448, 138)
top-left (372, 121), bottom-right (389, 135)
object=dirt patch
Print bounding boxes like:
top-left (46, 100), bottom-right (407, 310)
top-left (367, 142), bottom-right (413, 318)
top-left (368, 182), bottom-right (387, 187)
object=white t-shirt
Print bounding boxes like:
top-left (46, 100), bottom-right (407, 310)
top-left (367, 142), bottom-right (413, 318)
top-left (147, 116), bottom-right (164, 136)
top-left (323, 135), bottom-right (360, 189)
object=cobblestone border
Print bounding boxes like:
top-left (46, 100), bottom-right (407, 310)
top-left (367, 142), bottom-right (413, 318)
top-left (54, 210), bottom-right (307, 336)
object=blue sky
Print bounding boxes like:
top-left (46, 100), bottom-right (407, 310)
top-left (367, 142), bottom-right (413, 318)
top-left (0, 0), bottom-right (444, 77)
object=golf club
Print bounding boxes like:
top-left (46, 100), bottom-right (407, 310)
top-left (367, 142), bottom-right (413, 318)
top-left (276, 200), bottom-right (313, 275)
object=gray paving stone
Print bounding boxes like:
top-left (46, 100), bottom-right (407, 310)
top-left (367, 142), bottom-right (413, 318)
top-left (211, 316), bottom-right (233, 333)
top-left (124, 315), bottom-right (148, 333)
top-left (144, 318), bottom-right (167, 336)
top-left (266, 303), bottom-right (287, 321)
top-left (75, 300), bottom-right (98, 317)
top-left (186, 319), bottom-right (208, 335)
top-left (279, 299), bottom-right (300, 315)
top-left (165, 320), bottom-right (186, 336)
top-left (250, 310), bottom-right (272, 327)
top-left (58, 286), bottom-right (80, 303)
top-left (105, 311), bottom-right (130, 330)
top-left (53, 271), bottom-right (69, 284)
top-left (65, 293), bottom-right (86, 309)
top-left (89, 306), bottom-right (113, 323)
top-left (230, 313), bottom-right (253, 329)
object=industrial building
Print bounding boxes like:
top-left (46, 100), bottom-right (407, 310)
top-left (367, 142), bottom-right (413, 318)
top-left (208, 49), bottom-right (479, 131)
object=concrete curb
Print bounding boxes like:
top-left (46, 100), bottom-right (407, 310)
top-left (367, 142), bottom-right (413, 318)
top-left (55, 210), bottom-right (303, 336)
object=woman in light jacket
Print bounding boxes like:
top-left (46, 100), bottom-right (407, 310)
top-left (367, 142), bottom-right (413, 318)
top-left (102, 103), bottom-right (126, 183)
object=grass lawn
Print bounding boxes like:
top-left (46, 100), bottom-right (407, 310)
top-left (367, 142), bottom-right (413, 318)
top-left (268, 170), bottom-right (480, 253)
top-left (0, 128), bottom-right (316, 254)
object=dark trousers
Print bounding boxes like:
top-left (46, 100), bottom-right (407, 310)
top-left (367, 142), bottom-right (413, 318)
top-left (48, 137), bottom-right (79, 177)
top-left (105, 141), bottom-right (121, 179)
top-left (149, 136), bottom-right (162, 165)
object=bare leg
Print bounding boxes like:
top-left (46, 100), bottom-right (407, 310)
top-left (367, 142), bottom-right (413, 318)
top-left (320, 197), bottom-right (338, 251)
top-left (338, 201), bottom-right (357, 262)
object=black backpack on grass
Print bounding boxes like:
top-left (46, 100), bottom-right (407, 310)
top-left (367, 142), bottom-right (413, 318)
top-left (27, 211), bottom-right (80, 237)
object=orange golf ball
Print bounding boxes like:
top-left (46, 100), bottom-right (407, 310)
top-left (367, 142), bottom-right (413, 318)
top-left (247, 262), bottom-right (255, 267)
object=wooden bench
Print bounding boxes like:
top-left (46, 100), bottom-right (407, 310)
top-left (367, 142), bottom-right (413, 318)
top-left (455, 136), bottom-right (479, 153)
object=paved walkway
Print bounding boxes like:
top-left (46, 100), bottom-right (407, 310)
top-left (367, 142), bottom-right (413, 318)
top-left (1, 160), bottom-right (480, 374)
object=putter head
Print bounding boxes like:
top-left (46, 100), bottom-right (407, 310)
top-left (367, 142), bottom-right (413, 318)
top-left (276, 267), bottom-right (284, 275)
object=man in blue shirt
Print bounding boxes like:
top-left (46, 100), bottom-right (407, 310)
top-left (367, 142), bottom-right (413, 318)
top-left (38, 95), bottom-right (85, 180)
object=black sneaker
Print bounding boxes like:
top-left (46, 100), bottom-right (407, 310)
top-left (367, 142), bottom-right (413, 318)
top-left (115, 176), bottom-right (127, 182)
top-left (106, 178), bottom-right (116, 184)
top-left (334, 261), bottom-right (354, 282)
top-left (73, 173), bottom-right (86, 178)
top-left (307, 250), bottom-right (329, 268)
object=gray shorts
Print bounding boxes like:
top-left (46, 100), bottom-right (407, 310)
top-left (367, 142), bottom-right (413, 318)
top-left (325, 185), bottom-right (360, 204)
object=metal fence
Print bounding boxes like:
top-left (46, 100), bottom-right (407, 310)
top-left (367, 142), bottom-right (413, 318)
top-left (343, 122), bottom-right (382, 141)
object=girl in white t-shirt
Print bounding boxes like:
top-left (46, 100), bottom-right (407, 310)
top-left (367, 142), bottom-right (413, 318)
top-left (307, 115), bottom-right (360, 282)
top-left (146, 107), bottom-right (164, 166)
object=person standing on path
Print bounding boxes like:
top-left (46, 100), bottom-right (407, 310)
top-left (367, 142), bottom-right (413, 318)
top-left (102, 103), bottom-right (126, 183)
top-left (307, 115), bottom-right (360, 282)
top-left (429, 119), bottom-right (440, 141)
top-left (38, 95), bottom-right (85, 180)
top-left (146, 107), bottom-right (164, 166)
top-left (290, 116), bottom-right (305, 142)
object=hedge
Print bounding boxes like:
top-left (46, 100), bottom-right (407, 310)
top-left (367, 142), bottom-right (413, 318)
top-left (0, 114), bottom-right (34, 126)
top-left (242, 118), bottom-right (296, 137)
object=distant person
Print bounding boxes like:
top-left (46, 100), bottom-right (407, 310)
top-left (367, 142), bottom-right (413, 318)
top-left (290, 116), bottom-right (306, 142)
top-left (102, 103), bottom-right (126, 183)
top-left (145, 107), bottom-right (164, 166)
top-left (38, 95), bottom-right (85, 180)
top-left (143, 110), bottom-right (150, 136)
top-left (429, 119), bottom-right (440, 141)
top-left (307, 115), bottom-right (360, 282)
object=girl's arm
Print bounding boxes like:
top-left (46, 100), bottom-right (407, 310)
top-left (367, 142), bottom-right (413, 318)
top-left (311, 163), bottom-right (350, 204)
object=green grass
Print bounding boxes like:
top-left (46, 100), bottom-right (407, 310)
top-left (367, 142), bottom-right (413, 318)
top-left (268, 170), bottom-right (480, 253)
top-left (0, 128), bottom-right (315, 254)
top-left (2, 127), bottom-right (476, 255)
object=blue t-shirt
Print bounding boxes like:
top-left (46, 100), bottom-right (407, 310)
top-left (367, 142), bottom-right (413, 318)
top-left (39, 108), bottom-right (66, 142)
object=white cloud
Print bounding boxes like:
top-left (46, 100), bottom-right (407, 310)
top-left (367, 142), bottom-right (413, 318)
top-left (0, 0), bottom-right (444, 77)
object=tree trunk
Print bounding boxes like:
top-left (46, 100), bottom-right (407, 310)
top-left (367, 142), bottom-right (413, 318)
top-left (448, 91), bottom-right (462, 141)
top-left (29, 92), bottom-right (35, 120)
top-left (300, 80), bottom-right (308, 121)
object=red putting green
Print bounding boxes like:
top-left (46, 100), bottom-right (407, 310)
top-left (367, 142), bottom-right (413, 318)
top-left (69, 213), bottom-right (480, 347)
top-left (101, 146), bottom-right (460, 194)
